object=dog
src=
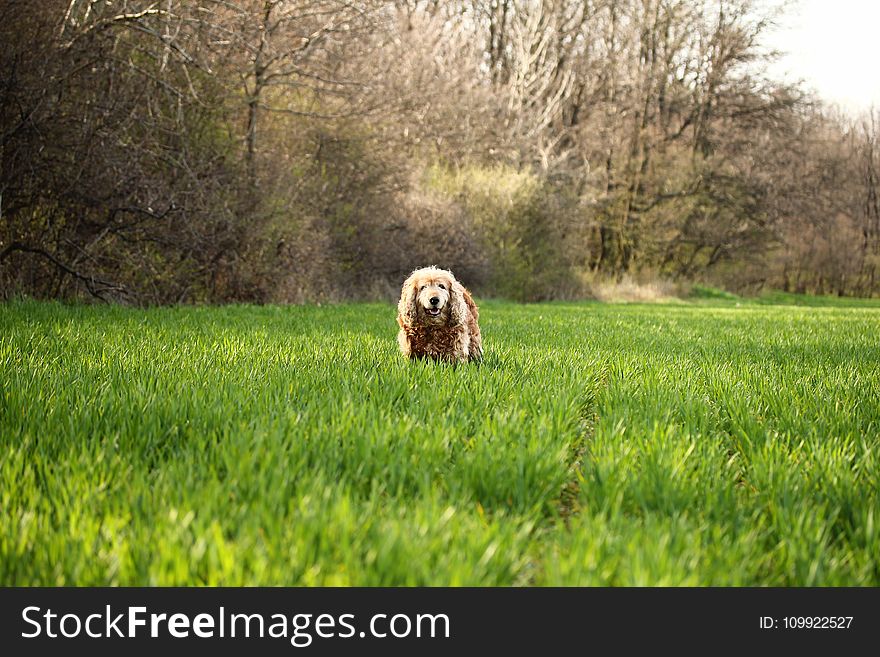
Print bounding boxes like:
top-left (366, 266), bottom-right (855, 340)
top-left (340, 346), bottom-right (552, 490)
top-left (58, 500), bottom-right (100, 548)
top-left (396, 266), bottom-right (482, 363)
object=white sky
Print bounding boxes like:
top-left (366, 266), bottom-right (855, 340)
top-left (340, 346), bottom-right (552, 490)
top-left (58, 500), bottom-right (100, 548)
top-left (764, 0), bottom-right (880, 113)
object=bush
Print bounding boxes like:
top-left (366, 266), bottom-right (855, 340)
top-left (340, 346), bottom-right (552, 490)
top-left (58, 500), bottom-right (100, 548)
top-left (423, 164), bottom-right (580, 301)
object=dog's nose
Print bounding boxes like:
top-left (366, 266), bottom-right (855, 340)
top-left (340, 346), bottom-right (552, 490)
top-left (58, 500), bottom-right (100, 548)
top-left (429, 297), bottom-right (439, 306)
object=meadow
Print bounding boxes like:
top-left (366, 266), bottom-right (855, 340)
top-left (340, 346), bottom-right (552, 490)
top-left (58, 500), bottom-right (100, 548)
top-left (1, 296), bottom-right (878, 585)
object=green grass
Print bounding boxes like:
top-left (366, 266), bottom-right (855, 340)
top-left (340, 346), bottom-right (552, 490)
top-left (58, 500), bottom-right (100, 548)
top-left (1, 298), bottom-right (878, 585)
top-left (753, 290), bottom-right (880, 308)
top-left (688, 284), bottom-right (741, 301)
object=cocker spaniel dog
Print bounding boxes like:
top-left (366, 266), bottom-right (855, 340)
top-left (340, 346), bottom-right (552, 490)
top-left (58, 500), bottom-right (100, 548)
top-left (396, 266), bottom-right (482, 363)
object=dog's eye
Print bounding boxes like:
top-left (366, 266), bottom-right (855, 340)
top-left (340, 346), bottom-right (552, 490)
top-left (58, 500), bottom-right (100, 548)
top-left (438, 284), bottom-right (446, 290)
top-left (420, 285), bottom-right (426, 290)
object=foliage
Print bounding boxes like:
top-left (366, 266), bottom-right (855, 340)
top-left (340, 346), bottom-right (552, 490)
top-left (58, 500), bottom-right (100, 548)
top-left (424, 164), bottom-right (579, 301)
top-left (1, 1), bottom-right (877, 303)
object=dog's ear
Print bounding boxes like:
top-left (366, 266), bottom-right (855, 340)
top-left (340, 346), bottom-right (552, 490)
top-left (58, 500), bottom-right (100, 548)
top-left (398, 273), bottom-right (418, 327)
top-left (448, 278), bottom-right (469, 327)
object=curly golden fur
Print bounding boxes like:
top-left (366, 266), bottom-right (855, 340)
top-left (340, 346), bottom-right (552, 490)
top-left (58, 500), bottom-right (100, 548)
top-left (396, 266), bottom-right (482, 363)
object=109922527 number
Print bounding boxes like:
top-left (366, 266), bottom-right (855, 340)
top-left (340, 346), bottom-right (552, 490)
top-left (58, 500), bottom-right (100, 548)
top-left (783, 617), bottom-right (853, 629)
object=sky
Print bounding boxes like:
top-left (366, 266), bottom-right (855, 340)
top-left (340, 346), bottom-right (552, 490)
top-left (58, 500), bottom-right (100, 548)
top-left (764, 0), bottom-right (880, 113)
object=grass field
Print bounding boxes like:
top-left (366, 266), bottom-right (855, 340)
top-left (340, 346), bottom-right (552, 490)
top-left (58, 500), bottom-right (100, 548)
top-left (1, 296), bottom-right (878, 585)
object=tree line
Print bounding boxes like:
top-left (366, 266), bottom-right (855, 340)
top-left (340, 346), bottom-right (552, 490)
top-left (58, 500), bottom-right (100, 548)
top-left (2, 0), bottom-right (878, 303)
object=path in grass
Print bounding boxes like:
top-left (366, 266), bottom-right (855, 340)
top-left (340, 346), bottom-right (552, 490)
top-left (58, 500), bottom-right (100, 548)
top-left (1, 298), bottom-right (878, 585)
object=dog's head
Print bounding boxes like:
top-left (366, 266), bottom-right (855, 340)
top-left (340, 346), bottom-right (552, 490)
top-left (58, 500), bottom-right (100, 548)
top-left (398, 266), bottom-right (467, 328)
